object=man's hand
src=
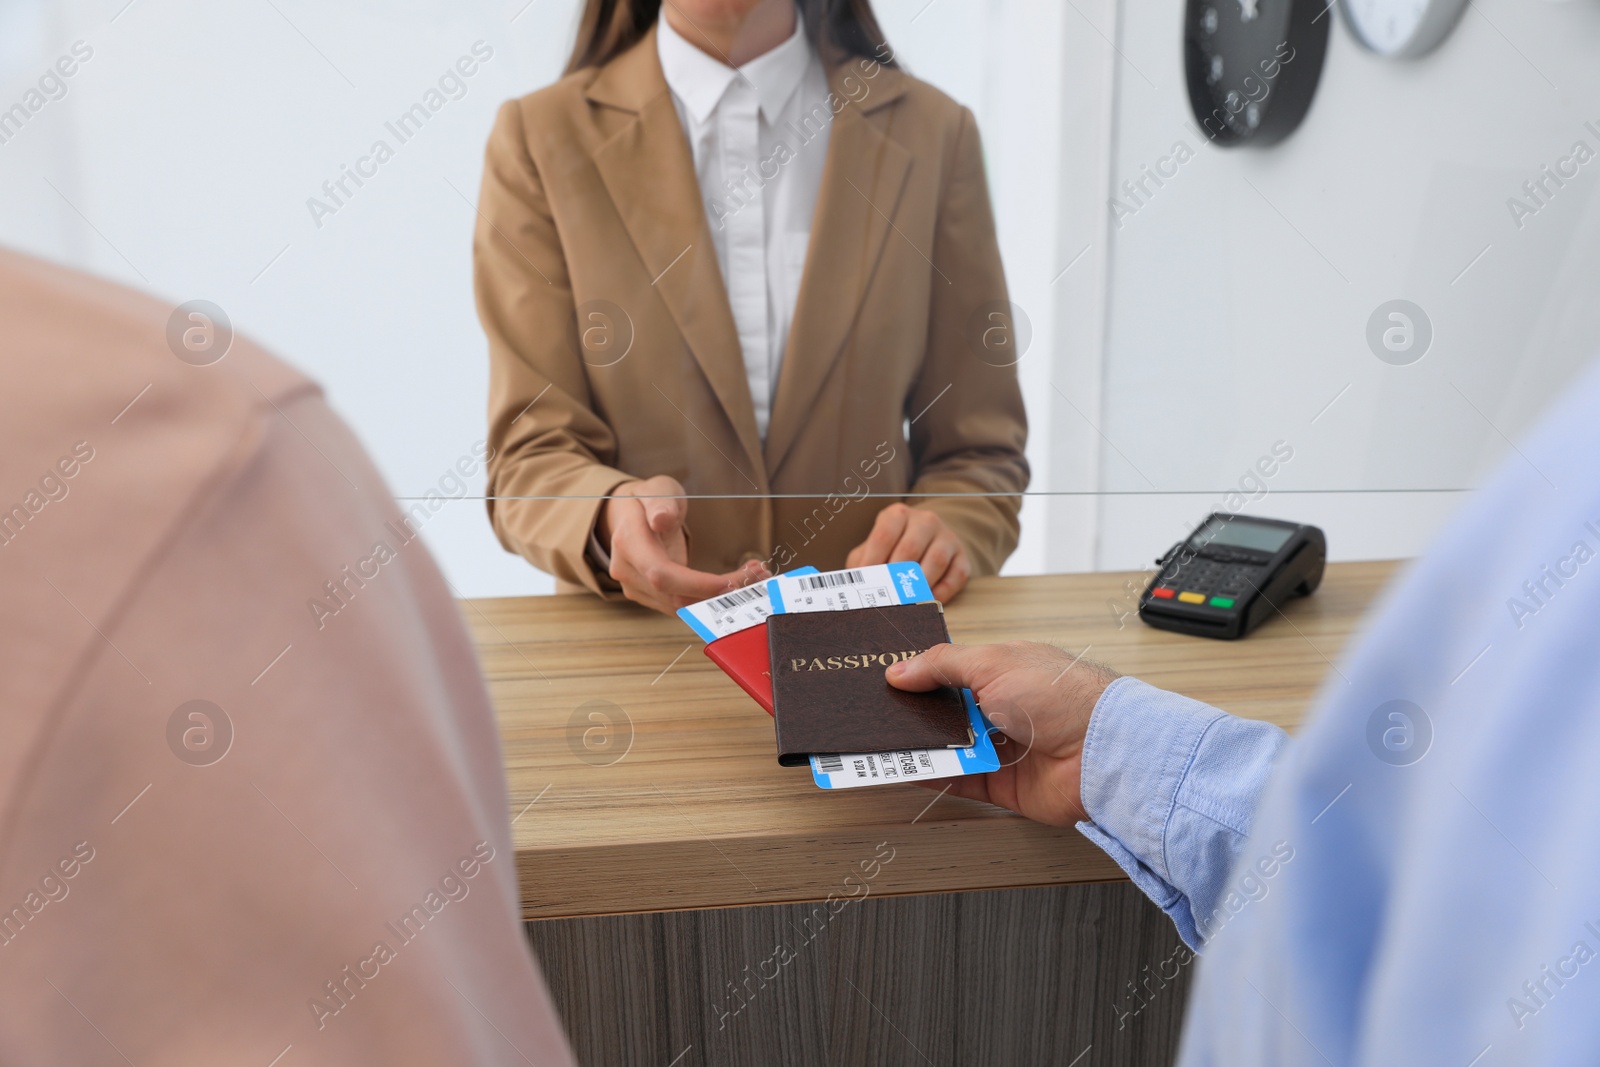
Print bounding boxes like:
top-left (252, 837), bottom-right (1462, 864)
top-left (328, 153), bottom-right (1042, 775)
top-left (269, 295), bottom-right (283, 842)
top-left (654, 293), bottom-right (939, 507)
top-left (597, 475), bottom-right (767, 614)
top-left (886, 642), bottom-right (1119, 827)
top-left (846, 503), bottom-right (970, 602)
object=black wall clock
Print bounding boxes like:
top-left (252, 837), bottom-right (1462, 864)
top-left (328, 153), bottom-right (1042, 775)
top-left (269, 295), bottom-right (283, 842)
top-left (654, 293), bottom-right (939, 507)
top-left (1184, 0), bottom-right (1330, 147)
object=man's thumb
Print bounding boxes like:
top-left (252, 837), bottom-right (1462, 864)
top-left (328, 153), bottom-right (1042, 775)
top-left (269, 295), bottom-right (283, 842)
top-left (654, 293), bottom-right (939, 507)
top-left (886, 643), bottom-right (967, 692)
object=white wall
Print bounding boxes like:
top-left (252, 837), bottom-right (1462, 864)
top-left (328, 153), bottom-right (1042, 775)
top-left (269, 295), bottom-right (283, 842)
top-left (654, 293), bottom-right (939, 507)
top-left (1093, 0), bottom-right (1600, 569)
top-left (1, 0), bottom-right (586, 597)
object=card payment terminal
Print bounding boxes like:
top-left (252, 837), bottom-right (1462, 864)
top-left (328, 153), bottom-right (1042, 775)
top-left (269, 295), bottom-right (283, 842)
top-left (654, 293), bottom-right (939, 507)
top-left (1139, 514), bottom-right (1326, 639)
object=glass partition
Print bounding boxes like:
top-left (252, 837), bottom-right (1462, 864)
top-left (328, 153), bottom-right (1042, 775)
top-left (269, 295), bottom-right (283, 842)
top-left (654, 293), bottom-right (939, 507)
top-left (3, 0), bottom-right (1593, 597)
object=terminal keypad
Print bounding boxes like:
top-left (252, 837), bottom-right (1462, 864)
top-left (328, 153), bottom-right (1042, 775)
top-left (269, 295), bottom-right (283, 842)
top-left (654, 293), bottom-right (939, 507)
top-left (1153, 548), bottom-right (1268, 609)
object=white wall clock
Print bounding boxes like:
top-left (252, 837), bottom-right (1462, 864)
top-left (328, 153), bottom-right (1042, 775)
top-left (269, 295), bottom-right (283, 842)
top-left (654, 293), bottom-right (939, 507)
top-left (1339, 0), bottom-right (1470, 58)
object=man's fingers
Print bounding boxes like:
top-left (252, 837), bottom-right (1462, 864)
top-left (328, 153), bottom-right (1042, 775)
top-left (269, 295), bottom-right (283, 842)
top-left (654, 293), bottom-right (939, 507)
top-left (886, 642), bottom-right (989, 692)
top-left (932, 771), bottom-right (994, 808)
top-left (927, 766), bottom-right (1029, 819)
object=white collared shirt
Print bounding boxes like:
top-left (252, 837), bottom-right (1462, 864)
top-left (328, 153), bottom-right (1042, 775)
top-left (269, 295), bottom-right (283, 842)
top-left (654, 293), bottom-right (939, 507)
top-left (657, 12), bottom-right (833, 439)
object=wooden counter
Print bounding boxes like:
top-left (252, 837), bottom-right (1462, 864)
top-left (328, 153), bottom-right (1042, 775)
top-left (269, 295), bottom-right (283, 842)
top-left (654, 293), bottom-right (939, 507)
top-left (463, 561), bottom-right (1397, 922)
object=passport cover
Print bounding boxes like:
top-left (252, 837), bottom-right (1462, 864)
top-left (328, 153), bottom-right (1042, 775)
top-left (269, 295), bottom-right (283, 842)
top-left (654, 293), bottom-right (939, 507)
top-left (703, 624), bottom-right (776, 716)
top-left (768, 602), bottom-right (973, 766)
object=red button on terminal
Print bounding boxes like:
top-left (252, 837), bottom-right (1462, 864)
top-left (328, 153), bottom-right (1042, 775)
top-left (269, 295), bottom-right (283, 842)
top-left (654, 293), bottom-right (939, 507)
top-left (1150, 587), bottom-right (1175, 599)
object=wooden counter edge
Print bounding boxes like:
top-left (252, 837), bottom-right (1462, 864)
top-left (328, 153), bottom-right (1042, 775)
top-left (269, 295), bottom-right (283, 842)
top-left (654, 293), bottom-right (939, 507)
top-left (515, 814), bottom-right (1124, 921)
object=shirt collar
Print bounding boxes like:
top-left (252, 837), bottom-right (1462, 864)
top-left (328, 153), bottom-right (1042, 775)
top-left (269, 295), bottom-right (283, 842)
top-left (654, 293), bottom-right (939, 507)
top-left (656, 10), bottom-right (813, 125)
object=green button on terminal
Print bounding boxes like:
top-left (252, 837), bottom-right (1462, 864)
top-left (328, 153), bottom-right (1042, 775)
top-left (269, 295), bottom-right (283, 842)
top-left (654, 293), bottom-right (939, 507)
top-left (1209, 596), bottom-right (1235, 608)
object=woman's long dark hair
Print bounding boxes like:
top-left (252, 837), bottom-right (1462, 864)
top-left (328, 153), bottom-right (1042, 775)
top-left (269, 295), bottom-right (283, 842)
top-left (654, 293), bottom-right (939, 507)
top-left (564, 0), bottom-right (895, 75)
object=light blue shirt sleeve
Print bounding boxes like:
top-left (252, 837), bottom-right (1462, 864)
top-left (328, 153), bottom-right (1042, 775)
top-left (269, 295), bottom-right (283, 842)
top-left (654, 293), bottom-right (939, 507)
top-left (1075, 676), bottom-right (1288, 951)
top-left (1071, 357), bottom-right (1600, 1066)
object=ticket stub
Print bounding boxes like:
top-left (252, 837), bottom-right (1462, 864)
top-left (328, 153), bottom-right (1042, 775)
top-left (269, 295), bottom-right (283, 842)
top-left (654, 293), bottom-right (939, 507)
top-left (676, 566), bottom-right (819, 643)
top-left (767, 562), bottom-right (933, 614)
top-left (810, 689), bottom-right (1001, 790)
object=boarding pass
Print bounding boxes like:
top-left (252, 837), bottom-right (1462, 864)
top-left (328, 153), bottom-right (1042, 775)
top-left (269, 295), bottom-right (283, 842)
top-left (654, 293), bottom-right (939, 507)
top-left (810, 688), bottom-right (1001, 789)
top-left (767, 561), bottom-right (934, 614)
top-left (676, 566), bottom-right (819, 642)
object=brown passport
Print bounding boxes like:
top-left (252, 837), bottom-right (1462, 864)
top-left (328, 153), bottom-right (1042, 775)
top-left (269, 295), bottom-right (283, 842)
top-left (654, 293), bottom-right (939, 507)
top-left (767, 602), bottom-right (973, 767)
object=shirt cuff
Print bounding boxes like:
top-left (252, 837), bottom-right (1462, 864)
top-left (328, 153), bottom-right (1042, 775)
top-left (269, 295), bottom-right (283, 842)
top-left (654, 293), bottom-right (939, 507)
top-left (586, 527), bottom-right (612, 571)
top-left (1075, 676), bottom-right (1288, 950)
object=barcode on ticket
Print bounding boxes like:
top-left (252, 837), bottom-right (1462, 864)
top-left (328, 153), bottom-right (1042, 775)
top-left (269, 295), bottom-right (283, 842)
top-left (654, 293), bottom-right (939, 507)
top-left (677, 566), bottom-right (819, 642)
top-left (799, 570), bottom-right (865, 590)
top-left (709, 585), bottom-right (766, 612)
top-left (815, 754), bottom-right (844, 773)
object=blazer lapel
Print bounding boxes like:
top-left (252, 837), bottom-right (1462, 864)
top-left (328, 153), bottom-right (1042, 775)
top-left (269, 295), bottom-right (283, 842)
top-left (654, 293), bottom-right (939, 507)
top-left (763, 67), bottom-right (912, 478)
top-left (587, 30), bottom-right (767, 488)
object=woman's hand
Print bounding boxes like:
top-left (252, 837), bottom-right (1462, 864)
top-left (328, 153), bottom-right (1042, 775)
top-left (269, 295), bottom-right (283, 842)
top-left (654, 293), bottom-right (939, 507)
top-left (886, 642), bottom-right (1120, 827)
top-left (846, 503), bottom-right (971, 602)
top-left (597, 475), bottom-right (768, 614)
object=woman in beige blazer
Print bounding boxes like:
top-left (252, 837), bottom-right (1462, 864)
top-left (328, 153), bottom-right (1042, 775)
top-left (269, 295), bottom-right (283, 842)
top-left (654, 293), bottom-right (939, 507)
top-left (475, 0), bottom-right (1028, 613)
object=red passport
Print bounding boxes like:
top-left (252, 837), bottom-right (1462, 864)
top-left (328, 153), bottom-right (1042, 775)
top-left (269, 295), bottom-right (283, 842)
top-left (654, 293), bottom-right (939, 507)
top-left (703, 623), bottom-right (776, 715)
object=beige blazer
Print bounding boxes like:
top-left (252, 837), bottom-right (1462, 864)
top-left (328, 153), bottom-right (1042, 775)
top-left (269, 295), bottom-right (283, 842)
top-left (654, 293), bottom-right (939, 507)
top-left (475, 26), bottom-right (1028, 596)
